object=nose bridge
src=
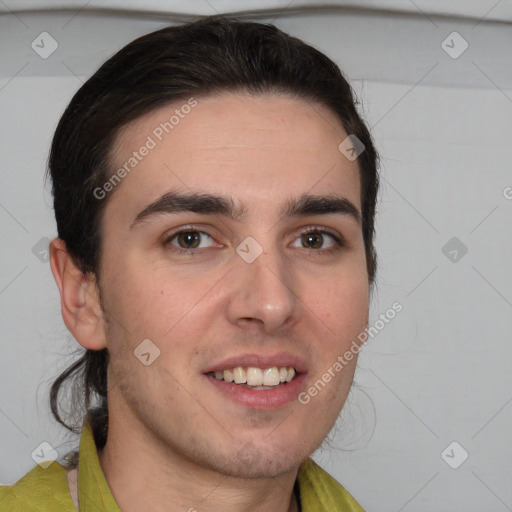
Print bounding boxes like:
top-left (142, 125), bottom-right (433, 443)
top-left (226, 232), bottom-right (297, 331)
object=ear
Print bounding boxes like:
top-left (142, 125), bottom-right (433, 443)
top-left (49, 237), bottom-right (107, 350)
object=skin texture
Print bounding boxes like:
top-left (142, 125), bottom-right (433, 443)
top-left (50, 92), bottom-right (370, 512)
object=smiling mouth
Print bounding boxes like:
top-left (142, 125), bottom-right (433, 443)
top-left (206, 366), bottom-right (298, 390)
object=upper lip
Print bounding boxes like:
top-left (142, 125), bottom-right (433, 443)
top-left (204, 352), bottom-right (307, 374)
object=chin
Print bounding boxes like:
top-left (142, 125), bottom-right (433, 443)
top-left (199, 442), bottom-right (307, 479)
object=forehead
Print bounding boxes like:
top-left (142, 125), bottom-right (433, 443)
top-left (106, 91), bottom-right (361, 220)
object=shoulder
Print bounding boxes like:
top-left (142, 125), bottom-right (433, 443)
top-left (298, 458), bottom-right (366, 512)
top-left (0, 461), bottom-right (75, 512)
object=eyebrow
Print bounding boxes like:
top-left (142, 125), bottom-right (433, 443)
top-left (129, 190), bottom-right (361, 230)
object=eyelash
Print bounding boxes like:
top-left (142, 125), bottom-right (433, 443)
top-left (162, 225), bottom-right (345, 257)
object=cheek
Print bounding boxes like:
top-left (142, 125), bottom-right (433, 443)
top-left (103, 265), bottom-right (213, 376)
top-left (102, 249), bottom-right (179, 319)
top-left (308, 267), bottom-right (369, 339)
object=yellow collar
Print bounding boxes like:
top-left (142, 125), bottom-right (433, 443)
top-left (68, 417), bottom-right (364, 511)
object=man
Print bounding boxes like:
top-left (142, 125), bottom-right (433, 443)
top-left (0, 14), bottom-right (379, 511)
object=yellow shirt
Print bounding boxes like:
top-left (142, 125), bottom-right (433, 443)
top-left (0, 418), bottom-right (365, 511)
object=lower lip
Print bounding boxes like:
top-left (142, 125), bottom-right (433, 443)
top-left (204, 373), bottom-right (307, 409)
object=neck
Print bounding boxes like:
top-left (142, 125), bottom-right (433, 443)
top-left (96, 414), bottom-right (300, 512)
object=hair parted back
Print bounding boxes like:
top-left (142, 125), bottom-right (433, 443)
top-left (47, 13), bottom-right (380, 462)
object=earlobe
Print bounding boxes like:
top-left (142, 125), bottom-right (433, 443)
top-left (49, 237), bottom-right (107, 351)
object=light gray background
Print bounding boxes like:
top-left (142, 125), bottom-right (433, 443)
top-left (1, 2), bottom-right (511, 511)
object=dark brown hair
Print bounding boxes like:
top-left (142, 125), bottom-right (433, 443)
top-left (47, 14), bottom-right (380, 462)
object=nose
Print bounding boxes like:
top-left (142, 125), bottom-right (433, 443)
top-left (225, 241), bottom-right (298, 333)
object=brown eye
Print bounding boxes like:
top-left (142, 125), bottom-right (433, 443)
top-left (176, 231), bottom-right (201, 249)
top-left (301, 232), bottom-right (324, 249)
top-left (291, 228), bottom-right (343, 252)
top-left (164, 229), bottom-right (216, 254)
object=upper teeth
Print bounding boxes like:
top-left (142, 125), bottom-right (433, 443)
top-left (211, 366), bottom-right (296, 386)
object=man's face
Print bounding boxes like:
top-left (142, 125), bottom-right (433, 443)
top-left (96, 92), bottom-right (369, 478)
